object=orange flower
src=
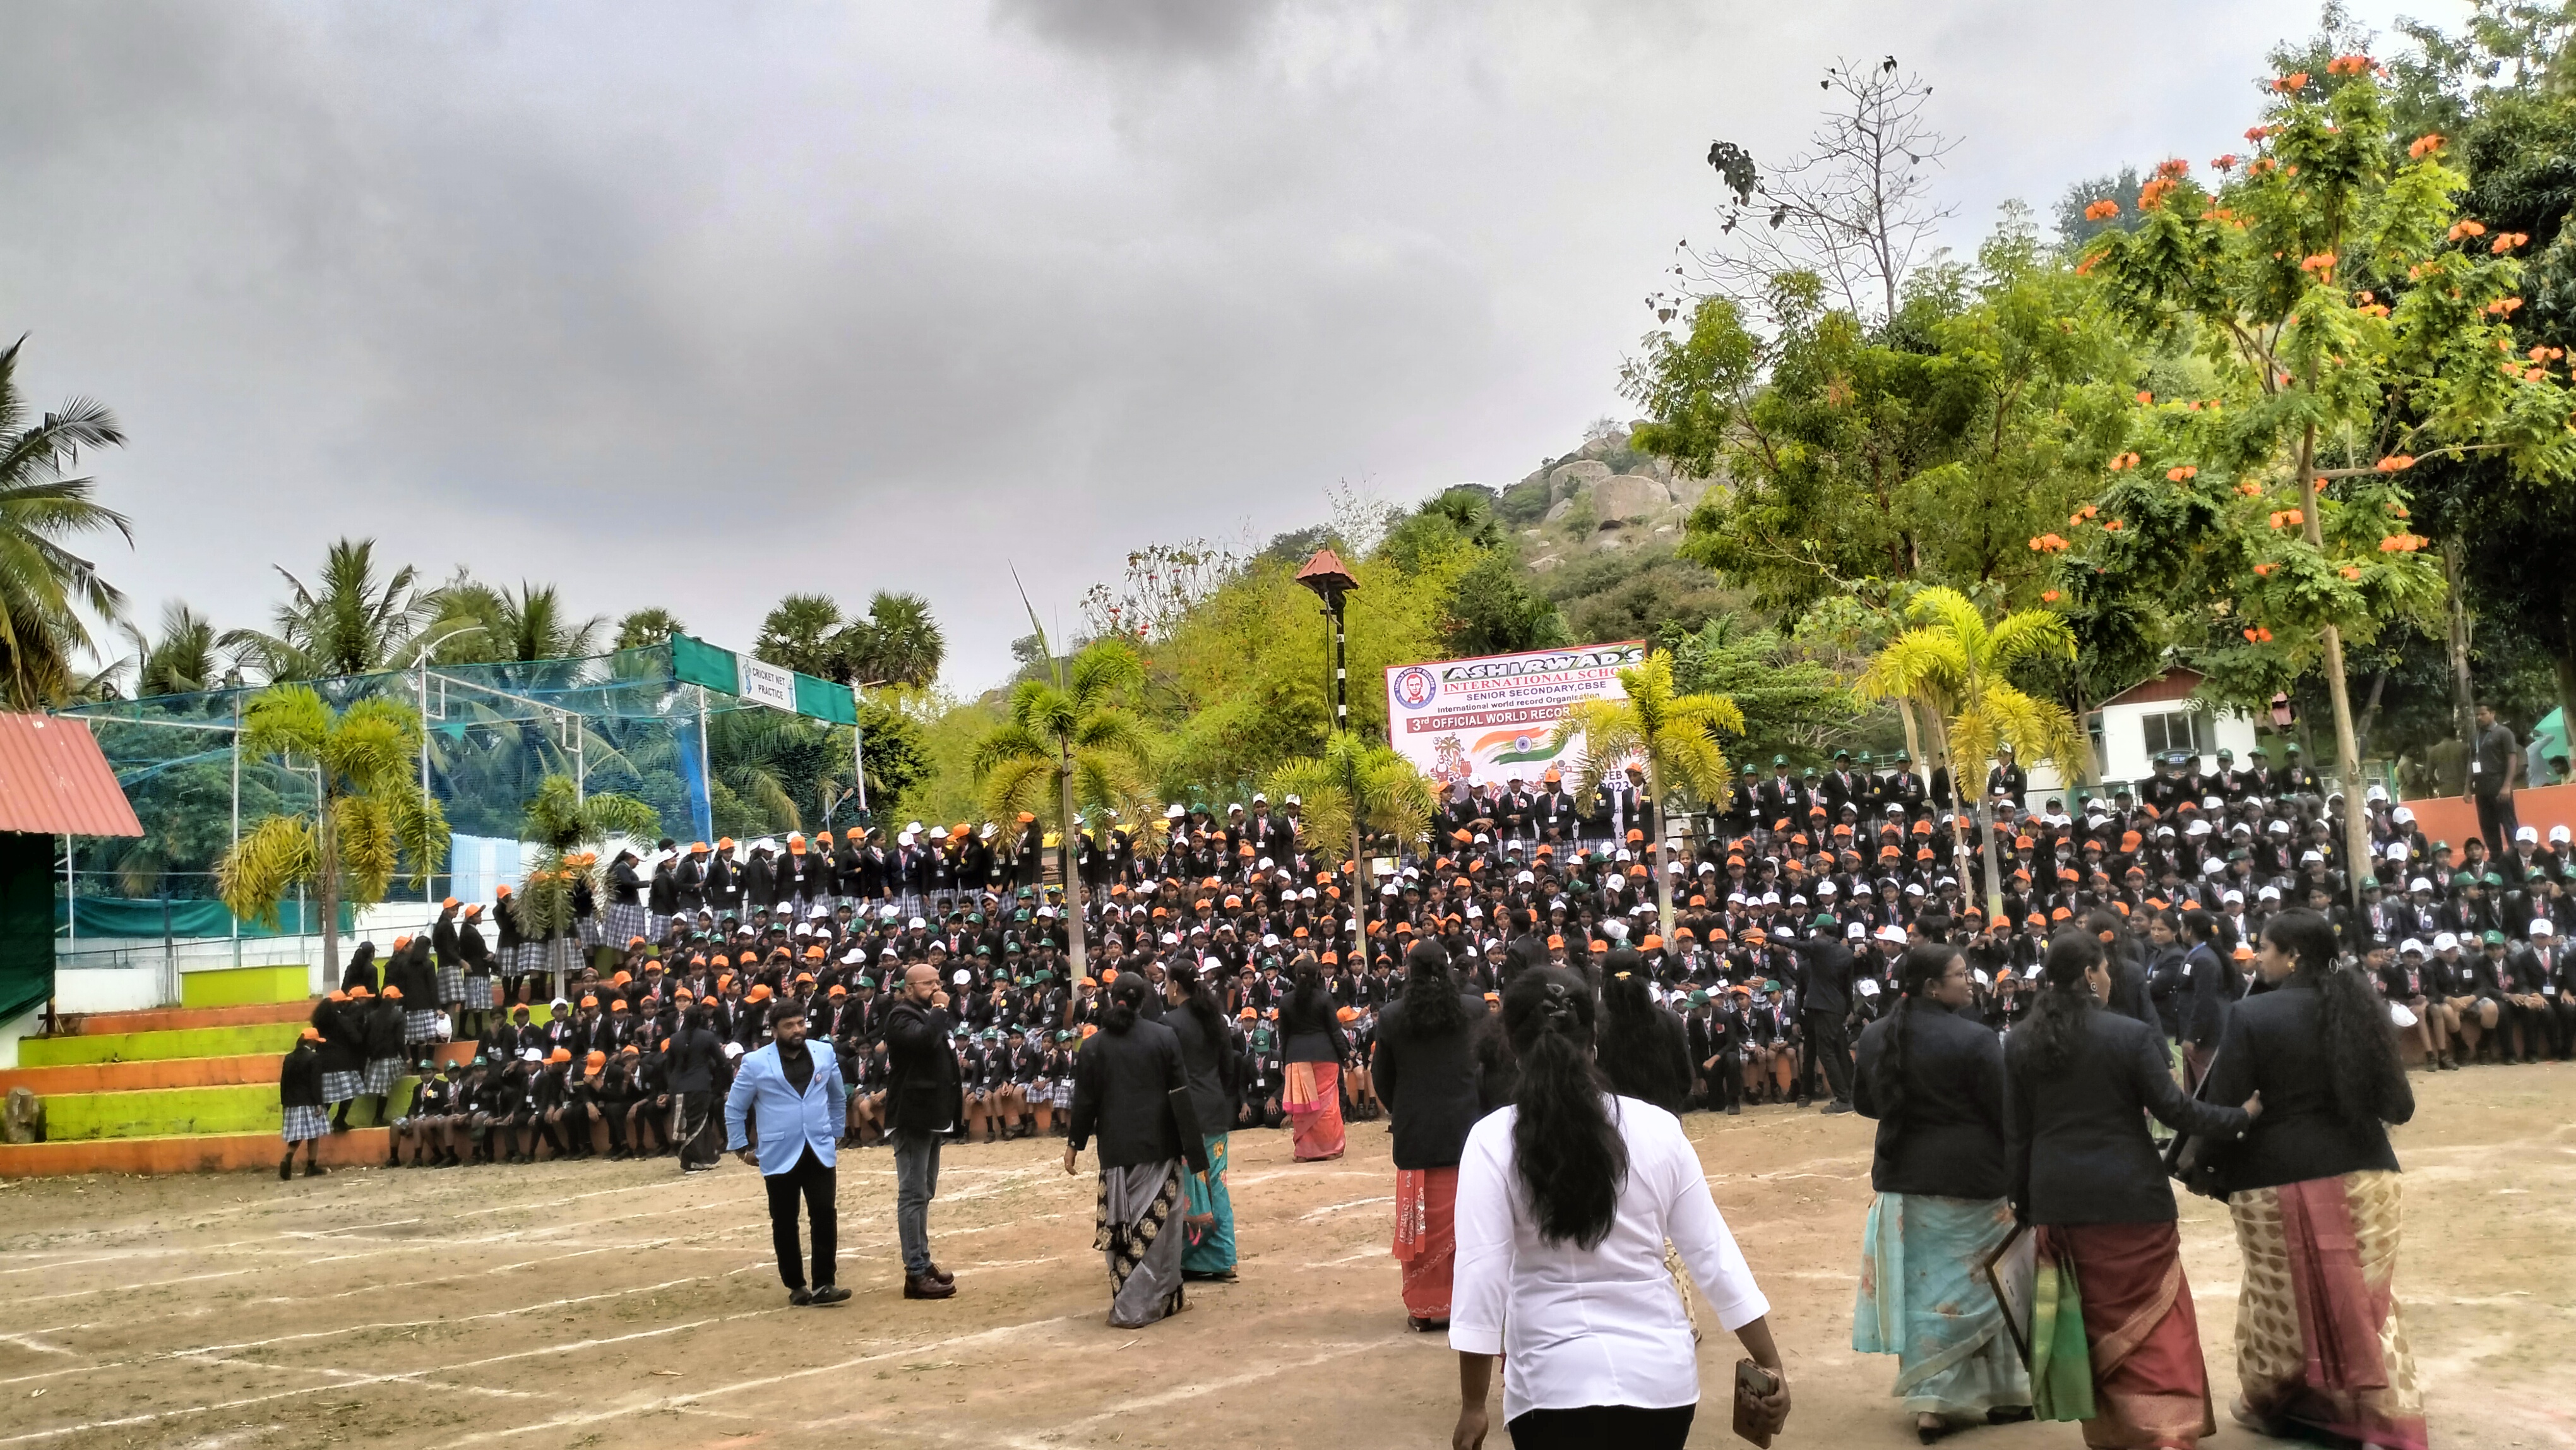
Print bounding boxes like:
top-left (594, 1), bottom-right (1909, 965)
top-left (2409, 133), bottom-right (2444, 159)
top-left (2373, 455), bottom-right (2417, 472)
top-left (2212, 153), bottom-right (2240, 172)
top-left (2135, 390), bottom-right (2154, 405)
top-left (2525, 366), bottom-right (2548, 382)
top-left (2238, 481), bottom-right (2263, 496)
top-left (2138, 176), bottom-right (2178, 210)
top-left (2165, 465), bottom-right (2198, 481)
top-left (2327, 54), bottom-right (2376, 76)
top-left (2257, 627), bottom-right (2274, 642)
top-left (2272, 72), bottom-right (2310, 91)
top-left (2244, 628), bottom-right (2262, 642)
top-left (2448, 220), bottom-right (2489, 242)
top-left (2245, 126), bottom-right (2269, 143)
top-left (2379, 534), bottom-right (2426, 553)
top-left (2253, 563), bottom-right (2275, 577)
top-left (2104, 520), bottom-right (2125, 532)
top-left (2084, 198), bottom-right (2121, 222)
top-left (2340, 566), bottom-right (2363, 580)
top-left (2041, 589), bottom-right (2061, 603)
top-left (2028, 534), bottom-right (2072, 553)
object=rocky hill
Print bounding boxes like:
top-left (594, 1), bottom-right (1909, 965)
top-left (1493, 421), bottom-right (1719, 575)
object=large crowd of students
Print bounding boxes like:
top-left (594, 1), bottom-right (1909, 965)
top-left (274, 744), bottom-right (2573, 1183)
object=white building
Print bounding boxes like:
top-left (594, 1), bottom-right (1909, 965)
top-left (2026, 667), bottom-right (2260, 801)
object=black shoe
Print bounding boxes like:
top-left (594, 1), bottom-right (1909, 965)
top-left (809, 1285), bottom-right (850, 1305)
top-left (1822, 1102), bottom-right (1856, 1115)
top-left (1726, 1104), bottom-right (1741, 1115)
top-left (1986, 1406), bottom-right (2034, 1425)
top-left (303, 1161), bottom-right (328, 1177)
top-left (279, 1156), bottom-right (294, 1182)
top-left (1407, 1315), bottom-right (1449, 1333)
top-left (789, 1287), bottom-right (814, 1306)
top-left (1795, 1098), bottom-right (1811, 1110)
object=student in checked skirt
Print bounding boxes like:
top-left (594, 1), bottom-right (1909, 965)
top-left (280, 1029), bottom-right (330, 1180)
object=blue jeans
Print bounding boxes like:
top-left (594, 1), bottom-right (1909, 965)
top-left (893, 1129), bottom-right (941, 1275)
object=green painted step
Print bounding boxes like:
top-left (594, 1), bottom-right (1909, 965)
top-left (40, 1077), bottom-right (419, 1141)
top-left (181, 964), bottom-right (312, 1008)
top-left (18, 1021), bottom-right (308, 1067)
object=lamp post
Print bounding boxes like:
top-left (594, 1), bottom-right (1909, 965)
top-left (1295, 548), bottom-right (1359, 736)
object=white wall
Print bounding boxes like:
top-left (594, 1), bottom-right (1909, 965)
top-left (2098, 702), bottom-right (2260, 788)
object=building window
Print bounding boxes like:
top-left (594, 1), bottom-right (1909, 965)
top-left (2140, 709), bottom-right (2210, 758)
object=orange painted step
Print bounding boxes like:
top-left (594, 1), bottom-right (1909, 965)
top-left (73, 1000), bottom-right (319, 1035)
top-left (0, 1126), bottom-right (393, 1177)
top-left (0, 1054), bottom-right (285, 1097)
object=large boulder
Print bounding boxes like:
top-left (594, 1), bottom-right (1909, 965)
top-left (1549, 458), bottom-right (1612, 500)
top-left (1594, 474), bottom-right (1673, 524)
top-left (1669, 471), bottom-right (1715, 508)
top-left (1543, 496), bottom-right (1577, 524)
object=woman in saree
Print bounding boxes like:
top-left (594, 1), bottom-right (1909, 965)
top-left (1851, 942), bottom-right (2032, 1442)
top-left (1064, 974), bottom-right (1200, 1329)
top-left (1279, 952), bottom-right (1349, 1161)
top-left (2007, 928), bottom-right (2258, 1450)
top-left (2203, 909), bottom-right (2423, 1450)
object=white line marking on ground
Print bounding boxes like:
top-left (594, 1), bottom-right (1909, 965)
top-left (432, 1316), bottom-right (1076, 1447)
top-left (1300, 1246), bottom-right (1391, 1267)
top-left (1297, 1195), bottom-right (1393, 1220)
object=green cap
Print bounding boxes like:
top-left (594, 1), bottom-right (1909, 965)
top-left (2483, 929), bottom-right (2507, 946)
top-left (1688, 990), bottom-right (1710, 1006)
top-left (2454, 871), bottom-right (2478, 888)
top-left (1772, 754), bottom-right (1787, 766)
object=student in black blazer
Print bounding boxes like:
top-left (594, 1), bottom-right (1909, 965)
top-left (1369, 940), bottom-right (1489, 1332)
top-left (2005, 928), bottom-right (2256, 1450)
top-left (1851, 943), bottom-right (2031, 1441)
top-left (2201, 909), bottom-right (2424, 1449)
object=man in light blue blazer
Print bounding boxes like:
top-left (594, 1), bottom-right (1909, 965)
top-left (725, 1000), bottom-right (850, 1305)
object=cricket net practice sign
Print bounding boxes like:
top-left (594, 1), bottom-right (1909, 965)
top-left (1383, 642), bottom-right (1645, 791)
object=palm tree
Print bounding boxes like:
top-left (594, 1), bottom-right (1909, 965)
top-left (1267, 731), bottom-right (1435, 950)
top-left (126, 601), bottom-right (223, 698)
top-left (1549, 649), bottom-right (1744, 938)
top-left (425, 577), bottom-right (605, 664)
top-left (755, 593), bottom-right (846, 680)
top-left (221, 538), bottom-right (427, 680)
top-left (844, 590), bottom-right (946, 687)
top-left (506, 773), bottom-right (662, 949)
top-left (0, 336), bottom-right (132, 709)
top-left (1858, 587), bottom-right (2078, 920)
top-left (217, 684), bottom-right (447, 978)
top-left (614, 607), bottom-right (685, 650)
top-left (972, 633), bottom-right (1157, 979)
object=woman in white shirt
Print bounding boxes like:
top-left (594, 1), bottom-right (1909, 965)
top-left (1449, 966), bottom-right (1789, 1449)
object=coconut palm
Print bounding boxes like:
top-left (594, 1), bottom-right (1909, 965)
top-left (221, 538), bottom-right (429, 681)
top-left (1858, 586), bottom-right (2077, 920)
top-left (426, 577), bottom-right (605, 665)
top-left (216, 684), bottom-right (447, 978)
top-left (972, 633), bottom-right (1156, 978)
top-left (0, 336), bottom-right (132, 709)
top-left (126, 601), bottom-right (223, 698)
top-left (506, 773), bottom-right (662, 945)
top-left (1266, 731), bottom-right (1436, 949)
top-left (1549, 649), bottom-right (1744, 938)
top-left (844, 590), bottom-right (945, 688)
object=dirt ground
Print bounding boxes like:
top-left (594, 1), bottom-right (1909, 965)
top-left (0, 1064), bottom-right (2568, 1450)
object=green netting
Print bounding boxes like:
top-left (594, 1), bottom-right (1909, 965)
top-left (52, 642), bottom-right (887, 918)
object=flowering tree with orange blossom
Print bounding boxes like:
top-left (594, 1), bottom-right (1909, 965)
top-left (2062, 55), bottom-right (2576, 903)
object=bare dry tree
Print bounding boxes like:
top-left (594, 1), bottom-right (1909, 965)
top-left (1652, 57), bottom-right (1959, 326)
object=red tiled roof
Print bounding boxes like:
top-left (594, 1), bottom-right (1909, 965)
top-left (2100, 668), bottom-right (2205, 710)
top-left (0, 714), bottom-right (143, 837)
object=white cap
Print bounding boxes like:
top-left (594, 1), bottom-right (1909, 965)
top-left (909, 916), bottom-right (928, 930)
top-left (2433, 930), bottom-right (2460, 952)
top-left (881, 905), bottom-right (899, 920)
top-left (2409, 876), bottom-right (2433, 894)
top-left (2399, 937), bottom-right (2424, 956)
top-left (2258, 885), bottom-right (2282, 901)
top-left (1816, 880), bottom-right (1839, 896)
top-left (1903, 882), bottom-right (1925, 897)
top-left (2517, 825), bottom-right (2540, 843)
top-left (2222, 889), bottom-right (2245, 904)
top-left (2555, 825), bottom-right (2573, 844)
top-left (1846, 922), bottom-right (1868, 940)
top-left (2392, 806), bottom-right (2415, 825)
top-left (522, 1047), bottom-right (542, 1062)
top-left (2534, 918), bottom-right (2557, 937)
top-left (951, 969), bottom-right (971, 985)
top-left (1876, 925), bottom-right (1909, 945)
top-left (2385, 842), bottom-right (2410, 860)
top-left (1284, 794), bottom-right (1301, 806)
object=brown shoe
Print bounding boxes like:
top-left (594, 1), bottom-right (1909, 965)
top-left (903, 1272), bottom-right (956, 1300)
top-left (925, 1261), bottom-right (955, 1285)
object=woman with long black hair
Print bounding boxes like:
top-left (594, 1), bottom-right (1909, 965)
top-left (1373, 938), bottom-right (1488, 1331)
top-left (1164, 958), bottom-right (1241, 1283)
top-left (1595, 946), bottom-right (1695, 1115)
top-left (2202, 909), bottom-right (2423, 1450)
top-left (1279, 950), bottom-right (1351, 1161)
top-left (1851, 943), bottom-right (2030, 1441)
top-left (2008, 929), bottom-right (2258, 1450)
top-left (1064, 974), bottom-right (1197, 1329)
top-left (1450, 966), bottom-right (1787, 1450)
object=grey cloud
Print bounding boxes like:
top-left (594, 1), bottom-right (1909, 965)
top-left (988, 0), bottom-right (1291, 61)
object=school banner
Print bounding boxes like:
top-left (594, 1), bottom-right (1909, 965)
top-left (1383, 642), bottom-right (1645, 791)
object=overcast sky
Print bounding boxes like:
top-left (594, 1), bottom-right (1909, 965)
top-left (2, 0), bottom-right (2459, 692)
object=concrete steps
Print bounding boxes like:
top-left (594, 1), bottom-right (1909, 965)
top-left (0, 1053), bottom-right (285, 1096)
top-left (19, 1021), bottom-right (307, 1067)
top-left (68, 1000), bottom-right (317, 1035)
top-left (0, 1126), bottom-right (395, 1177)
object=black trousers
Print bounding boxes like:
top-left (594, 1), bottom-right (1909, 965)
top-left (764, 1145), bottom-right (837, 1291)
top-left (1703, 1050), bottom-right (1743, 1110)
top-left (2474, 791), bottom-right (2519, 859)
top-left (1801, 1010), bottom-right (1852, 1105)
top-left (1507, 1403), bottom-right (1693, 1449)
